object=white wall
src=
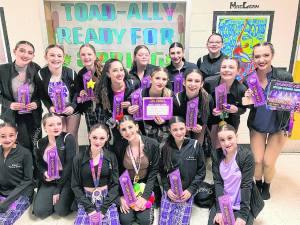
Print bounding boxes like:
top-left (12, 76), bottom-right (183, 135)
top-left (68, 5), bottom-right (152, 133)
top-left (189, 0), bottom-right (299, 69)
top-left (1, 0), bottom-right (298, 69)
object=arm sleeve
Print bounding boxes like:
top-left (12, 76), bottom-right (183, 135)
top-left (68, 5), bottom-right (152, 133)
top-left (69, 70), bottom-right (79, 110)
top-left (34, 142), bottom-right (47, 182)
top-left (71, 155), bottom-right (96, 213)
top-left (142, 142), bottom-right (159, 200)
top-left (0, 150), bottom-right (33, 212)
top-left (54, 134), bottom-right (76, 194)
top-left (35, 72), bottom-right (52, 110)
top-left (236, 150), bottom-right (255, 221)
top-left (211, 150), bottom-right (224, 212)
top-left (100, 152), bottom-right (119, 215)
top-left (187, 142), bottom-right (206, 195)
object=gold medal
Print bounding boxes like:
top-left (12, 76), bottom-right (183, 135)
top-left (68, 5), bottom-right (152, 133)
top-left (134, 174), bottom-right (140, 184)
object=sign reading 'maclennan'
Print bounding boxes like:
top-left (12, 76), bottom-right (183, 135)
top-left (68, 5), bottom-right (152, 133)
top-left (230, 1), bottom-right (259, 9)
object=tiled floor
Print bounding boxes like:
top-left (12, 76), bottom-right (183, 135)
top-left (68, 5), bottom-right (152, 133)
top-left (14, 153), bottom-right (300, 225)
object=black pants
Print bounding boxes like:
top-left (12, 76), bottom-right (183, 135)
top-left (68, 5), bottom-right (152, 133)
top-left (33, 183), bottom-right (74, 218)
top-left (16, 113), bottom-right (41, 151)
top-left (119, 207), bottom-right (154, 225)
top-left (208, 204), bottom-right (254, 225)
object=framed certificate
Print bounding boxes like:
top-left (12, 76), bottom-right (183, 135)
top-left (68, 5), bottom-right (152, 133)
top-left (143, 97), bottom-right (173, 120)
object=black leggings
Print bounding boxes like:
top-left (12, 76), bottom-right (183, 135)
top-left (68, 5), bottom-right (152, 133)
top-left (33, 183), bottom-right (74, 218)
top-left (119, 207), bottom-right (154, 225)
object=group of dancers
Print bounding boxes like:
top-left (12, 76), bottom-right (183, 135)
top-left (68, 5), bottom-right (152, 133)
top-left (0, 33), bottom-right (293, 225)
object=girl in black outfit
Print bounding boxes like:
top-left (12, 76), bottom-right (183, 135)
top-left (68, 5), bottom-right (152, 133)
top-left (115, 115), bottom-right (159, 225)
top-left (173, 69), bottom-right (214, 145)
top-left (33, 113), bottom-right (76, 218)
top-left (72, 123), bottom-right (120, 225)
top-left (76, 44), bottom-right (103, 132)
top-left (0, 40), bottom-right (42, 150)
top-left (128, 67), bottom-right (172, 142)
top-left (0, 122), bottom-right (34, 225)
top-left (36, 44), bottom-right (80, 143)
top-left (208, 123), bottom-right (264, 225)
top-left (129, 45), bottom-right (158, 89)
top-left (159, 116), bottom-right (206, 225)
top-left (204, 56), bottom-right (247, 150)
top-left (95, 58), bottom-right (138, 146)
top-left (165, 42), bottom-right (198, 92)
top-left (243, 43), bottom-right (293, 200)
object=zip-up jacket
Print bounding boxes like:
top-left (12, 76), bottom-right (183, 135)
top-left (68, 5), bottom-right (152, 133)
top-left (129, 64), bottom-right (158, 87)
top-left (34, 132), bottom-right (76, 194)
top-left (160, 138), bottom-right (206, 195)
top-left (173, 90), bottom-right (214, 126)
top-left (197, 53), bottom-right (226, 79)
top-left (0, 62), bottom-right (42, 126)
top-left (71, 147), bottom-right (119, 215)
top-left (35, 66), bottom-right (78, 113)
top-left (212, 145), bottom-right (254, 222)
top-left (0, 145), bottom-right (33, 212)
top-left (113, 135), bottom-right (159, 205)
top-left (247, 67), bottom-right (293, 131)
top-left (165, 60), bottom-right (198, 89)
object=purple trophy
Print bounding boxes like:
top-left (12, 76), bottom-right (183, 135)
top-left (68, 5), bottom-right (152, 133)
top-left (218, 195), bottom-right (235, 225)
top-left (131, 89), bottom-right (143, 121)
top-left (141, 75), bottom-right (151, 89)
top-left (186, 97), bottom-right (199, 128)
top-left (17, 83), bottom-right (30, 114)
top-left (173, 72), bottom-right (184, 94)
top-left (47, 147), bottom-right (60, 179)
top-left (169, 168), bottom-right (183, 200)
top-left (247, 72), bottom-right (266, 107)
top-left (119, 170), bottom-right (137, 207)
top-left (89, 212), bottom-right (101, 225)
top-left (77, 71), bottom-right (95, 103)
top-left (112, 91), bottom-right (124, 121)
top-left (52, 84), bottom-right (65, 113)
top-left (215, 83), bottom-right (227, 111)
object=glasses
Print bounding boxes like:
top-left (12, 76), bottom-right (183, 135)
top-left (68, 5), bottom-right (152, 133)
top-left (208, 41), bottom-right (222, 45)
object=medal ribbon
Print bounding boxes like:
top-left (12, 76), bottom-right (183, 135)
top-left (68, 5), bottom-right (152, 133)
top-left (89, 153), bottom-right (104, 188)
top-left (128, 145), bottom-right (141, 181)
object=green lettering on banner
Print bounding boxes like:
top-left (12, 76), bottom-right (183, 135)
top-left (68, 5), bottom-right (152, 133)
top-left (56, 27), bottom-right (72, 44)
top-left (74, 3), bottom-right (88, 22)
top-left (85, 28), bottom-right (100, 44)
top-left (153, 3), bottom-right (163, 20)
top-left (89, 4), bottom-right (101, 20)
top-left (61, 3), bottom-right (74, 21)
top-left (77, 51), bottom-right (170, 68)
top-left (72, 27), bottom-right (84, 44)
top-left (128, 3), bottom-right (141, 20)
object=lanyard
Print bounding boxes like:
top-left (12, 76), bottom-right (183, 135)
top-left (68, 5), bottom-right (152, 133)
top-left (128, 145), bottom-right (141, 177)
top-left (89, 153), bottom-right (104, 188)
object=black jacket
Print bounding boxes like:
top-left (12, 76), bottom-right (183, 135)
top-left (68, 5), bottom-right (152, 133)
top-left (173, 90), bottom-right (214, 126)
top-left (113, 135), bottom-right (159, 205)
top-left (0, 62), bottom-right (42, 126)
top-left (129, 64), bottom-right (158, 87)
top-left (165, 60), bottom-right (198, 90)
top-left (160, 138), bottom-right (206, 195)
top-left (34, 132), bottom-right (76, 194)
top-left (197, 53), bottom-right (226, 79)
top-left (71, 147), bottom-right (119, 215)
top-left (0, 145), bottom-right (33, 212)
top-left (204, 76), bottom-right (247, 129)
top-left (35, 66), bottom-right (78, 112)
top-left (211, 145), bottom-right (254, 222)
top-left (97, 78), bottom-right (139, 122)
top-left (247, 67), bottom-right (293, 131)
